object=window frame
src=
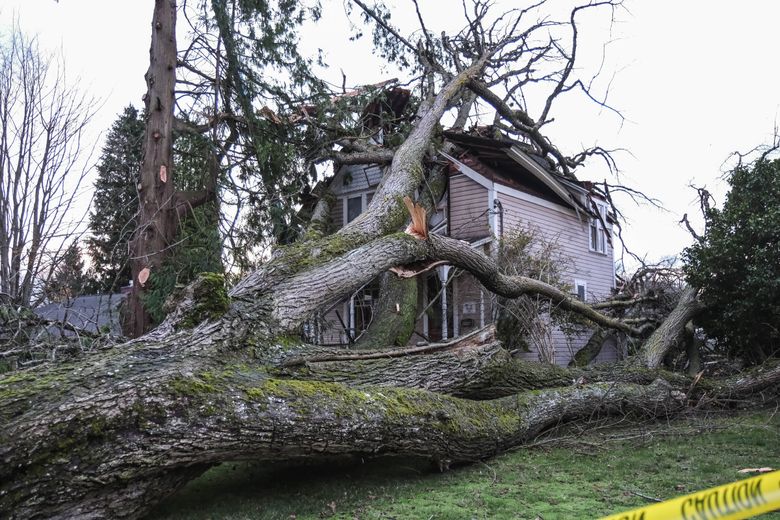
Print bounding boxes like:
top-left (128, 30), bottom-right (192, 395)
top-left (588, 202), bottom-right (608, 254)
top-left (573, 279), bottom-right (588, 302)
top-left (342, 190), bottom-right (374, 225)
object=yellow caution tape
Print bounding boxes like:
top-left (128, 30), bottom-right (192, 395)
top-left (599, 470), bottom-right (780, 520)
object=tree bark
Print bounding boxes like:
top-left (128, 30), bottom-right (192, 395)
top-left (684, 321), bottom-right (702, 375)
top-left (126, 0), bottom-right (179, 337)
top-left (3, 307), bottom-right (779, 519)
top-left (639, 287), bottom-right (703, 368)
top-left (354, 273), bottom-right (418, 349)
top-left (569, 327), bottom-right (610, 367)
top-left (0, 221), bottom-right (776, 518)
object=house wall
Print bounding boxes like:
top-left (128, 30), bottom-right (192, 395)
top-left (493, 188), bottom-right (617, 365)
top-left (331, 164), bottom-right (384, 231)
top-left (451, 271), bottom-right (494, 336)
top-left (448, 174), bottom-right (491, 240)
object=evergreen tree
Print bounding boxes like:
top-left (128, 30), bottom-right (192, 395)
top-left (86, 106), bottom-right (145, 293)
top-left (44, 241), bottom-right (88, 303)
top-left (141, 131), bottom-right (224, 323)
top-left (683, 157), bottom-right (780, 363)
top-left (87, 105), bottom-right (223, 320)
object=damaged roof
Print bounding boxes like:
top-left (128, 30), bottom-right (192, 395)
top-left (442, 129), bottom-right (607, 218)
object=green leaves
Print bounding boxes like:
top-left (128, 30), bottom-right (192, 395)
top-left (683, 158), bottom-right (780, 363)
top-left (86, 106), bottom-right (145, 293)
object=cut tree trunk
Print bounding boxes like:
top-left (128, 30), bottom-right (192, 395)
top-left (126, 0), bottom-right (179, 337)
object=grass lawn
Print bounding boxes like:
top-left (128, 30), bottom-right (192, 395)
top-left (148, 410), bottom-right (780, 519)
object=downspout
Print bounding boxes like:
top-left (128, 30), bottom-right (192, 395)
top-left (493, 198), bottom-right (504, 239)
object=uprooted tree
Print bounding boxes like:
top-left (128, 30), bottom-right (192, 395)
top-left (1, 2), bottom-right (779, 518)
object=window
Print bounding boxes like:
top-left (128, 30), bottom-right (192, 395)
top-left (350, 282), bottom-right (380, 337)
top-left (347, 196), bottom-right (362, 223)
top-left (343, 191), bottom-right (374, 224)
top-left (589, 203), bottom-right (608, 254)
top-left (574, 279), bottom-right (587, 301)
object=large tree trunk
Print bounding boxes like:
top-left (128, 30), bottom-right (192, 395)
top-left (126, 0), bottom-right (179, 337)
top-left (3, 305), bottom-right (778, 519)
top-left (354, 273), bottom-right (418, 349)
top-left (639, 287), bottom-right (703, 368)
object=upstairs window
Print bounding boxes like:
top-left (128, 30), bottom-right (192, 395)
top-left (589, 203), bottom-right (608, 254)
top-left (347, 196), bottom-right (362, 223)
top-left (344, 191), bottom-right (374, 224)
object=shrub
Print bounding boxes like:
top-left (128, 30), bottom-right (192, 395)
top-left (683, 158), bottom-right (780, 363)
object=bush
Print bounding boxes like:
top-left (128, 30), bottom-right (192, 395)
top-left (683, 158), bottom-right (780, 363)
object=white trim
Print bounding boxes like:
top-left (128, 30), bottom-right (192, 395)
top-left (341, 190), bottom-right (373, 225)
top-left (469, 236), bottom-right (494, 249)
top-left (588, 202), bottom-right (608, 255)
top-left (573, 279), bottom-right (588, 302)
top-left (348, 296), bottom-right (355, 338)
top-left (452, 277), bottom-right (460, 337)
top-left (437, 265), bottom-right (451, 341)
top-left (488, 187), bottom-right (497, 236)
top-left (440, 151), bottom-right (493, 189)
top-left (558, 177), bottom-right (589, 194)
top-left (493, 183), bottom-right (577, 217)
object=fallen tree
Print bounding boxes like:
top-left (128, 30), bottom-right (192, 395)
top-left (2, 254), bottom-right (778, 519)
top-left (2, 2), bottom-right (779, 518)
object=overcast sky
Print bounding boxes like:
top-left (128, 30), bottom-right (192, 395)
top-left (2, 1), bottom-right (779, 266)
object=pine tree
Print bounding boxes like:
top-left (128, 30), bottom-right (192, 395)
top-left (44, 241), bottom-right (88, 303)
top-left (86, 106), bottom-right (145, 293)
top-left (87, 105), bottom-right (224, 322)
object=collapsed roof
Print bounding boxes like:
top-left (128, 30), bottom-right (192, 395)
top-left (441, 129), bottom-right (611, 222)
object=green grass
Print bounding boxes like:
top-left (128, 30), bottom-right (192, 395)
top-left (148, 411), bottom-right (780, 519)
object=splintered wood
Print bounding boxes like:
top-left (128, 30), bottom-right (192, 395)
top-left (403, 196), bottom-right (428, 239)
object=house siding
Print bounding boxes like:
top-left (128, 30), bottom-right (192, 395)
top-left (495, 190), bottom-right (617, 365)
top-left (332, 198), bottom-right (344, 230)
top-left (330, 164), bottom-right (383, 232)
top-left (448, 174), bottom-right (490, 240)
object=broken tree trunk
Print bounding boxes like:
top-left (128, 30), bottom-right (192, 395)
top-left (0, 326), bottom-right (688, 519)
top-left (639, 287), bottom-right (704, 369)
top-left (3, 305), bottom-right (779, 519)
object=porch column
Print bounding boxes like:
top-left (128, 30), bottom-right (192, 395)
top-left (437, 265), bottom-right (451, 340)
